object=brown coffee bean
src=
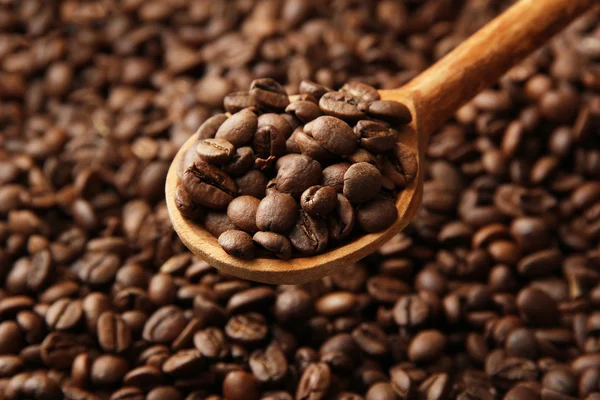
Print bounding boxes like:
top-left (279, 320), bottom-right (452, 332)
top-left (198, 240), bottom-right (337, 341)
top-left (41, 332), bottom-right (87, 370)
top-left (301, 186), bottom-right (337, 217)
top-left (249, 343), bottom-right (288, 383)
top-left (343, 163), bottom-right (382, 204)
top-left (91, 354), bottom-right (129, 387)
top-left (383, 143), bottom-right (418, 188)
top-left (367, 100), bottom-right (412, 124)
top-left (251, 78), bottom-right (290, 111)
top-left (235, 170), bottom-right (269, 199)
top-left (275, 154), bottom-right (322, 198)
top-left (408, 330), bottom-right (447, 364)
top-left (319, 91), bottom-right (365, 121)
top-left (296, 363), bottom-right (332, 400)
top-left (357, 197), bottom-right (397, 233)
top-left (323, 163), bottom-right (351, 193)
top-left (226, 196), bottom-right (261, 234)
top-left (225, 313), bottom-right (268, 345)
top-left (256, 192), bottom-right (298, 234)
top-left (328, 194), bottom-right (356, 241)
top-left (163, 349), bottom-right (204, 376)
top-left (143, 306), bottom-right (188, 344)
top-left (224, 92), bottom-right (256, 114)
top-left (219, 230), bottom-right (255, 260)
top-left (286, 101), bottom-right (322, 123)
top-left (223, 147), bottom-right (255, 177)
top-left (215, 109), bottom-right (258, 147)
top-left (97, 311), bottom-right (131, 353)
top-left (289, 211), bottom-right (329, 255)
top-left (315, 292), bottom-right (357, 317)
top-left (517, 287), bottom-right (559, 326)
top-left (45, 298), bottom-right (83, 331)
top-left (253, 125), bottom-right (286, 168)
top-left (204, 212), bottom-right (237, 238)
top-left (182, 160), bottom-right (236, 210)
top-left (305, 116), bottom-right (358, 156)
top-left (223, 370), bottom-right (260, 400)
top-left (196, 138), bottom-right (235, 165)
top-left (355, 120), bottom-right (395, 153)
top-left (253, 231), bottom-right (293, 260)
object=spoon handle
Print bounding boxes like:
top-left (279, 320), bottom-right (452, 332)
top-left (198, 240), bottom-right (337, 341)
top-left (403, 0), bottom-right (595, 137)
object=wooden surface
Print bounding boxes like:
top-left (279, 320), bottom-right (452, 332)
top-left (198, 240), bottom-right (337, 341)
top-left (166, 0), bottom-right (594, 284)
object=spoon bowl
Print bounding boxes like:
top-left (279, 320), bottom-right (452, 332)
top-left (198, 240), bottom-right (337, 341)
top-left (166, 96), bottom-right (422, 284)
top-left (166, 0), bottom-right (593, 284)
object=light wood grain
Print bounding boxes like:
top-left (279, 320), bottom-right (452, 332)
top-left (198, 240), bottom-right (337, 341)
top-left (166, 0), bottom-right (594, 284)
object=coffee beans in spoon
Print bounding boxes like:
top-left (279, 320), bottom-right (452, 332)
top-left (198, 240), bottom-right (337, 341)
top-left (175, 79), bottom-right (416, 260)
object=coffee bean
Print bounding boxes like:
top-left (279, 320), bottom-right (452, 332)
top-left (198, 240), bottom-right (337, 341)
top-left (343, 163), bottom-right (382, 204)
top-left (249, 343), bottom-right (288, 383)
top-left (163, 349), bottom-right (204, 376)
top-left (253, 231), bottom-right (293, 260)
top-left (383, 143), bottom-right (418, 188)
top-left (296, 363), bottom-right (332, 400)
top-left (253, 125), bottom-right (286, 169)
top-left (357, 197), bottom-right (397, 233)
top-left (294, 130), bottom-right (335, 162)
top-left (341, 82), bottom-right (380, 103)
top-left (182, 160), bottom-right (236, 210)
top-left (41, 332), bottom-right (87, 370)
top-left (275, 154), bottom-right (322, 198)
top-left (301, 186), bottom-right (337, 217)
top-left (323, 163), bottom-right (351, 193)
top-left (223, 147), bottom-right (255, 177)
top-left (224, 92), bottom-right (256, 114)
top-left (256, 192), bottom-right (298, 234)
top-left (196, 138), bottom-right (235, 165)
top-left (305, 116), bottom-right (358, 156)
top-left (204, 212), bottom-right (237, 238)
top-left (289, 211), bottom-right (329, 255)
top-left (91, 354), bottom-right (129, 387)
top-left (223, 370), bottom-right (260, 400)
top-left (97, 311), bottom-right (132, 353)
top-left (325, 194), bottom-right (355, 242)
top-left (143, 306), bottom-right (188, 344)
top-left (216, 109), bottom-right (258, 147)
top-left (235, 170), bottom-right (269, 199)
top-left (219, 230), bottom-right (255, 260)
top-left (251, 78), bottom-right (290, 111)
top-left (367, 100), bottom-right (412, 124)
top-left (286, 101), bottom-right (322, 123)
top-left (225, 313), bottom-right (268, 345)
top-left (355, 120), bottom-right (395, 153)
top-left (517, 287), bottom-right (559, 326)
top-left (408, 330), bottom-right (447, 364)
top-left (315, 292), bottom-right (357, 317)
top-left (319, 92), bottom-right (365, 121)
top-left (227, 196), bottom-right (260, 234)
top-left (367, 276), bottom-right (410, 304)
top-left (45, 298), bottom-right (83, 331)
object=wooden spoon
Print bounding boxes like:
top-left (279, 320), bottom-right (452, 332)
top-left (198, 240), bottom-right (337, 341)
top-left (166, 0), bottom-right (594, 284)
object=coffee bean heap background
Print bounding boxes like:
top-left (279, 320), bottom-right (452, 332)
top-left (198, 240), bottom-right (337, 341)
top-left (0, 1), bottom-right (599, 399)
top-left (176, 78), bottom-right (416, 260)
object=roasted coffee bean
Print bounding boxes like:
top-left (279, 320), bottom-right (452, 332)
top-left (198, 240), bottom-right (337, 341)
top-left (305, 116), bottom-right (358, 156)
top-left (275, 154), bottom-right (322, 198)
top-left (219, 230), bottom-right (255, 260)
top-left (40, 332), bottom-right (87, 370)
top-left (235, 170), bottom-right (269, 199)
top-left (196, 138), bottom-right (235, 165)
top-left (227, 196), bottom-right (260, 233)
top-left (45, 298), bottom-right (83, 331)
top-left (251, 78), bottom-right (290, 111)
top-left (224, 92), bottom-right (256, 114)
top-left (143, 306), bottom-right (188, 344)
top-left (319, 92), bottom-right (365, 121)
top-left (301, 186), bottom-right (338, 217)
top-left (355, 120), bottom-right (395, 153)
top-left (253, 232), bottom-right (293, 260)
top-left (253, 125), bottom-right (286, 168)
top-left (357, 197), bottom-right (398, 233)
top-left (182, 160), bottom-right (236, 210)
top-left (91, 354), bottom-right (129, 387)
top-left (286, 101), bottom-right (322, 123)
top-left (341, 82), bottom-right (380, 103)
top-left (223, 370), bottom-right (261, 400)
top-left (225, 313), bottom-right (268, 345)
top-left (204, 211), bottom-right (237, 238)
top-left (256, 192), bottom-right (298, 234)
top-left (289, 211), bottom-right (329, 255)
top-left (383, 143), bottom-right (418, 188)
top-left (328, 194), bottom-right (356, 241)
top-left (295, 130), bottom-right (336, 162)
top-left (223, 147), bottom-right (255, 177)
top-left (408, 330), bottom-right (447, 364)
top-left (97, 311), bottom-right (132, 353)
top-left (249, 343), bottom-right (288, 383)
top-left (216, 109), bottom-right (258, 147)
top-left (175, 185), bottom-right (204, 220)
top-left (367, 100), bottom-right (412, 124)
top-left (344, 163), bottom-right (382, 204)
top-left (323, 163), bottom-right (351, 193)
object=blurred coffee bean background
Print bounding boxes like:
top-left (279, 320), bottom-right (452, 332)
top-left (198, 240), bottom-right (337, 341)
top-left (0, 1), bottom-right (599, 399)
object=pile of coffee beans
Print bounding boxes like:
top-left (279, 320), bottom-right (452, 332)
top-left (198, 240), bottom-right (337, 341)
top-left (1, 0), bottom-right (600, 399)
top-left (175, 78), bottom-right (416, 259)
